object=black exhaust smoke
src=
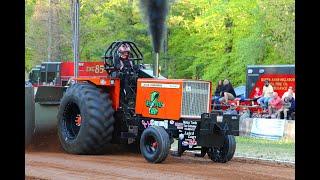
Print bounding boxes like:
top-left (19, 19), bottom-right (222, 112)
top-left (140, 0), bottom-right (169, 53)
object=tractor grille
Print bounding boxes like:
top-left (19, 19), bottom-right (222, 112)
top-left (181, 81), bottom-right (210, 118)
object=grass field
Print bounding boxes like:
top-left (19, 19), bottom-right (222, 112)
top-left (235, 136), bottom-right (295, 162)
top-left (171, 136), bottom-right (295, 162)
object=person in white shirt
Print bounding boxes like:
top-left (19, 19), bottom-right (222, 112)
top-left (257, 80), bottom-right (274, 109)
top-left (282, 86), bottom-right (295, 100)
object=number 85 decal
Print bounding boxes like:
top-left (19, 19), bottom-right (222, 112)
top-left (94, 65), bottom-right (104, 73)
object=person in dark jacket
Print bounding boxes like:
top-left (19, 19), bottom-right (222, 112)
top-left (212, 80), bottom-right (223, 110)
top-left (214, 80), bottom-right (223, 96)
top-left (288, 96), bottom-right (295, 120)
top-left (213, 80), bottom-right (223, 103)
top-left (219, 79), bottom-right (236, 103)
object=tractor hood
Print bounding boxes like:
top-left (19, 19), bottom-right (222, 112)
top-left (135, 78), bottom-right (212, 120)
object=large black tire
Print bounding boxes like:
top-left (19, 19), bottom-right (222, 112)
top-left (207, 135), bottom-right (236, 163)
top-left (57, 83), bottom-right (115, 154)
top-left (140, 126), bottom-right (170, 163)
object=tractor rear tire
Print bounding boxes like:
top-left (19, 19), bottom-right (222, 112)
top-left (57, 83), bottom-right (115, 154)
top-left (207, 135), bottom-right (236, 163)
top-left (140, 126), bottom-right (170, 163)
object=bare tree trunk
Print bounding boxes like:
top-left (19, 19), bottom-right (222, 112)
top-left (55, 0), bottom-right (62, 61)
top-left (70, 0), bottom-right (74, 60)
top-left (47, 0), bottom-right (52, 62)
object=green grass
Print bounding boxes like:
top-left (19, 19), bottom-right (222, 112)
top-left (235, 136), bottom-right (295, 162)
top-left (171, 136), bottom-right (295, 162)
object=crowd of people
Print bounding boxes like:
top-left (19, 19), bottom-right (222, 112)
top-left (258, 80), bottom-right (295, 119)
top-left (213, 79), bottom-right (295, 120)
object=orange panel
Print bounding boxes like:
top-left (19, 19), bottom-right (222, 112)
top-left (75, 77), bottom-right (121, 110)
top-left (135, 79), bottom-right (184, 120)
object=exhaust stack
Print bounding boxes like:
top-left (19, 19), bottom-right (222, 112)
top-left (73, 0), bottom-right (80, 79)
top-left (153, 53), bottom-right (159, 77)
top-left (139, 0), bottom-right (169, 78)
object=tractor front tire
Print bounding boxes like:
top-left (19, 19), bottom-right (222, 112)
top-left (57, 83), bottom-right (115, 154)
top-left (140, 126), bottom-right (170, 163)
top-left (207, 135), bottom-right (236, 163)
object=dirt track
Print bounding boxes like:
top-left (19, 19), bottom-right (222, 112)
top-left (25, 134), bottom-right (294, 180)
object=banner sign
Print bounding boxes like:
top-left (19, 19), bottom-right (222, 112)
top-left (249, 74), bottom-right (295, 98)
top-left (250, 118), bottom-right (286, 140)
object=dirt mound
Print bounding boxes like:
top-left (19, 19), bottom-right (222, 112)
top-left (26, 131), bottom-right (62, 153)
top-left (26, 130), bottom-right (140, 155)
top-left (26, 133), bottom-right (294, 179)
top-left (26, 151), bottom-right (294, 180)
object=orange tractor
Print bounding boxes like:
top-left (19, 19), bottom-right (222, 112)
top-left (56, 41), bottom-right (239, 163)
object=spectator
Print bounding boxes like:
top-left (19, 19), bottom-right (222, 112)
top-left (224, 102), bottom-right (238, 115)
top-left (219, 79), bottom-right (236, 104)
top-left (280, 95), bottom-right (295, 119)
top-left (253, 87), bottom-right (262, 100)
top-left (257, 80), bottom-right (274, 109)
top-left (213, 80), bottom-right (223, 104)
top-left (282, 86), bottom-right (295, 100)
top-left (53, 78), bottom-right (56, 85)
top-left (289, 98), bottom-right (295, 120)
top-left (268, 92), bottom-right (283, 118)
top-left (214, 80), bottom-right (223, 96)
top-left (286, 94), bottom-right (295, 119)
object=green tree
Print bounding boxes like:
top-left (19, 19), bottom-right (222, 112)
top-left (25, 0), bottom-right (295, 89)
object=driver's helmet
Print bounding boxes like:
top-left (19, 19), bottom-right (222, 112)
top-left (118, 43), bottom-right (131, 60)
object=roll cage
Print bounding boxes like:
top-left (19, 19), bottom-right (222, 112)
top-left (102, 41), bottom-right (144, 74)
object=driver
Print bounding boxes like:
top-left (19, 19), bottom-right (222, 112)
top-left (117, 43), bottom-right (133, 71)
top-left (117, 44), bottom-right (135, 107)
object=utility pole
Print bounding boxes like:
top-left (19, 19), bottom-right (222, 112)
top-left (163, 27), bottom-right (168, 77)
top-left (46, 0), bottom-right (52, 83)
top-left (47, 0), bottom-right (52, 62)
top-left (73, 0), bottom-right (80, 79)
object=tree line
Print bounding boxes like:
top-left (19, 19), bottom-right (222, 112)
top-left (25, 0), bottom-right (295, 88)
